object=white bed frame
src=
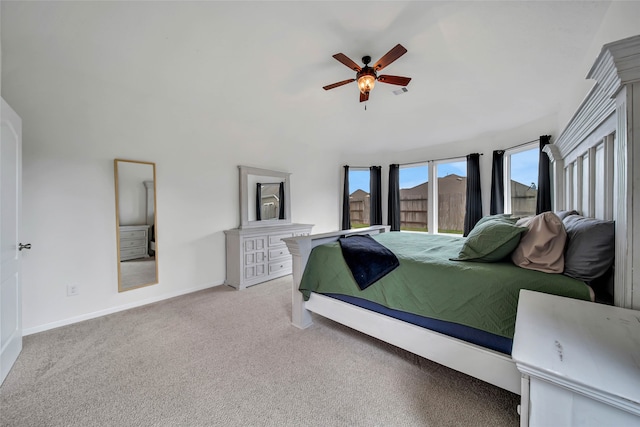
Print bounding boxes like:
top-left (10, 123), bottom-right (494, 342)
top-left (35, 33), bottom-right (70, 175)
top-left (283, 35), bottom-right (640, 397)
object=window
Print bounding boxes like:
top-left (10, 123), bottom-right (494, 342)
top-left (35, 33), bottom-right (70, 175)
top-left (505, 145), bottom-right (539, 217)
top-left (399, 164), bottom-right (428, 232)
top-left (348, 168), bottom-right (370, 228)
top-left (435, 160), bottom-right (466, 234)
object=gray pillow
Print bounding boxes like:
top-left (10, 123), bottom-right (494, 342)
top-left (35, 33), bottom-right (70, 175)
top-left (562, 215), bottom-right (615, 282)
top-left (555, 210), bottom-right (579, 221)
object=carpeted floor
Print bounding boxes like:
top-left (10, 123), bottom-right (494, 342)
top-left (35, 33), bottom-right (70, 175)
top-left (120, 258), bottom-right (157, 290)
top-left (0, 276), bottom-right (520, 426)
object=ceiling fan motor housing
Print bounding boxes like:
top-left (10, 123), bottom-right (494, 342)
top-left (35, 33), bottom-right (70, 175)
top-left (357, 66), bottom-right (377, 94)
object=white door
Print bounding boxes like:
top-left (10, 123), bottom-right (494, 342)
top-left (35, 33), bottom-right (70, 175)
top-left (1, 97), bottom-right (23, 385)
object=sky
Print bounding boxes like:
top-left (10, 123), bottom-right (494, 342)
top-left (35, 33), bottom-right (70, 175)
top-left (349, 148), bottom-right (539, 193)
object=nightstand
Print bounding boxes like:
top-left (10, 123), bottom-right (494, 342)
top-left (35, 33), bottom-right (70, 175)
top-left (512, 290), bottom-right (640, 427)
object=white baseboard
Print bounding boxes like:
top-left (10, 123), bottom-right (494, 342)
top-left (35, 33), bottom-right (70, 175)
top-left (23, 281), bottom-right (224, 336)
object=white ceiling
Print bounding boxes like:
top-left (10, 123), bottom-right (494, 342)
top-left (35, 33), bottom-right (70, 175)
top-left (1, 1), bottom-right (621, 154)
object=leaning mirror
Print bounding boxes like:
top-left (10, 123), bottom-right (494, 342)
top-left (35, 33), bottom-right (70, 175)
top-left (114, 159), bottom-right (158, 292)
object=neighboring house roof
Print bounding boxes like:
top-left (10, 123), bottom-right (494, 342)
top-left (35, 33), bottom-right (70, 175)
top-left (349, 189), bottom-right (370, 200)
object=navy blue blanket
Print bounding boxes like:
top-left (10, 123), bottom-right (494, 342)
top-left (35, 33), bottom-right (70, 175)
top-left (338, 234), bottom-right (399, 290)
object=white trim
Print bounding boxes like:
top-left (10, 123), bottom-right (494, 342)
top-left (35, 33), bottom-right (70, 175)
top-left (23, 281), bottom-right (222, 336)
top-left (427, 160), bottom-right (437, 233)
top-left (503, 142), bottom-right (538, 215)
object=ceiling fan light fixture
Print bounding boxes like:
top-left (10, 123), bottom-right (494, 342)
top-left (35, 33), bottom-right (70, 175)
top-left (323, 44), bottom-right (410, 103)
top-left (357, 68), bottom-right (376, 94)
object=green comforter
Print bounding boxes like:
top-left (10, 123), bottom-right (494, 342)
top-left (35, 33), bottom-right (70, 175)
top-left (299, 232), bottom-right (591, 339)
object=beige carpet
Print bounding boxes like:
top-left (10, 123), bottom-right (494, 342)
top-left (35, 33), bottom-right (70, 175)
top-left (0, 276), bottom-right (519, 426)
top-left (120, 258), bottom-right (157, 290)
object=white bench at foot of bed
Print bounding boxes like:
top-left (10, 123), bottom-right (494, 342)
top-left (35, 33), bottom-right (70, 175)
top-left (283, 225), bottom-right (522, 395)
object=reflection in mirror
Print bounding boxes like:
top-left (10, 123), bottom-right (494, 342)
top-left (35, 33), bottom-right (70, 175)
top-left (239, 165), bottom-right (291, 228)
top-left (114, 159), bottom-right (158, 292)
top-left (256, 182), bottom-right (284, 221)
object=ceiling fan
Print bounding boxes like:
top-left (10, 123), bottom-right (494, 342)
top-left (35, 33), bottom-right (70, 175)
top-left (323, 44), bottom-right (412, 103)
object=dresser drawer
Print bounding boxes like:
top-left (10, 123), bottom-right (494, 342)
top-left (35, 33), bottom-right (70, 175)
top-left (120, 246), bottom-right (147, 259)
top-left (269, 260), bottom-right (292, 274)
top-left (120, 229), bottom-right (147, 240)
top-left (268, 246), bottom-right (290, 260)
top-left (120, 238), bottom-right (146, 249)
top-left (268, 233), bottom-right (293, 247)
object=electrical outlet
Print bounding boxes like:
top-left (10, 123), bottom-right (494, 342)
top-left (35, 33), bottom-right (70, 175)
top-left (67, 284), bottom-right (79, 296)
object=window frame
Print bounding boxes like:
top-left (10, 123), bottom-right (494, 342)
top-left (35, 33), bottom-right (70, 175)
top-left (432, 157), bottom-right (467, 235)
top-left (347, 167), bottom-right (370, 228)
top-left (398, 162), bottom-right (429, 232)
top-left (504, 142), bottom-right (538, 215)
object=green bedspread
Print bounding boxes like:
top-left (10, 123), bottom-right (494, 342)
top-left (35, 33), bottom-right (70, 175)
top-left (299, 232), bottom-right (592, 339)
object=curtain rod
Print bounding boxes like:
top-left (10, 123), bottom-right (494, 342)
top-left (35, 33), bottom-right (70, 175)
top-left (503, 138), bottom-right (540, 152)
top-left (398, 153), bottom-right (483, 167)
top-left (349, 136), bottom-right (540, 169)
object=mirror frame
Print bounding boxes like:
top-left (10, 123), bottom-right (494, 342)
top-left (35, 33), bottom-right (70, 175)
top-left (239, 165), bottom-right (291, 228)
top-left (114, 159), bottom-right (159, 292)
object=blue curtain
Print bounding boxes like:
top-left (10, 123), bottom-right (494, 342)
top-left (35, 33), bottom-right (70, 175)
top-left (463, 153), bottom-right (482, 236)
top-left (370, 166), bottom-right (382, 225)
top-left (490, 150), bottom-right (504, 215)
top-left (536, 135), bottom-right (552, 214)
top-left (342, 165), bottom-right (351, 230)
top-left (388, 164), bottom-right (400, 231)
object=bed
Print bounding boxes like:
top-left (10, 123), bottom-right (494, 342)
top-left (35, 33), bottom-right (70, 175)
top-left (283, 34), bottom-right (640, 396)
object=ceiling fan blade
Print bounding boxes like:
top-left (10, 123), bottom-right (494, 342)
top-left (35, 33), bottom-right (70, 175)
top-left (323, 79), bottom-right (356, 90)
top-left (360, 91), bottom-right (369, 103)
top-left (332, 53), bottom-right (362, 72)
top-left (377, 75), bottom-right (412, 86)
top-left (373, 44), bottom-right (407, 71)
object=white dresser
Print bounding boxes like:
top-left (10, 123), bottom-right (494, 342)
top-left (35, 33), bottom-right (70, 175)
top-left (118, 225), bottom-right (151, 261)
top-left (512, 290), bottom-right (640, 427)
top-left (224, 223), bottom-right (313, 290)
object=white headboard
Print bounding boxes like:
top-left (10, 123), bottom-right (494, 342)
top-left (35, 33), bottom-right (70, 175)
top-left (547, 35), bottom-right (640, 309)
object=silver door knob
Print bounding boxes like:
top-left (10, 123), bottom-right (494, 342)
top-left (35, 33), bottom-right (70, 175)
top-left (18, 243), bottom-right (31, 251)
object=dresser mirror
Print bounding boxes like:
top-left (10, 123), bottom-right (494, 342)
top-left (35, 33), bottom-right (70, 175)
top-left (114, 159), bottom-right (158, 292)
top-left (239, 165), bottom-right (291, 228)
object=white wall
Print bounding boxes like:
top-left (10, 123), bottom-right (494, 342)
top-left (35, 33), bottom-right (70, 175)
top-left (0, 3), bottom-right (2, 95)
top-left (1, 2), bottom-right (342, 333)
top-left (10, 90), bottom-right (340, 333)
top-left (2, 1), bottom-right (638, 333)
top-left (557, 1), bottom-right (640, 133)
